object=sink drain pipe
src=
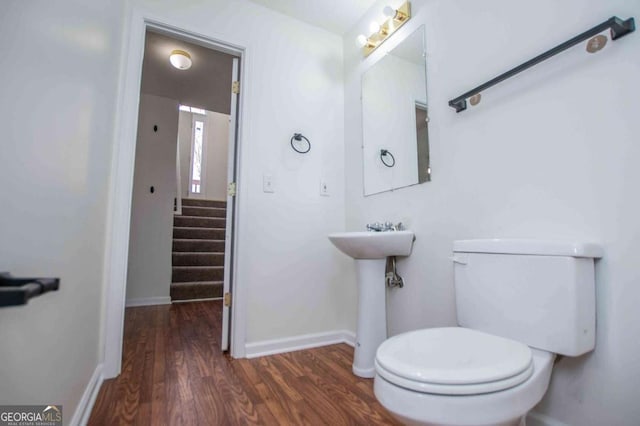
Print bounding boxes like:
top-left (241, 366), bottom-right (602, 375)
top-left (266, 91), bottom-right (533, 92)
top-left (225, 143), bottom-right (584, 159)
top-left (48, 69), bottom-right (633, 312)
top-left (385, 256), bottom-right (404, 288)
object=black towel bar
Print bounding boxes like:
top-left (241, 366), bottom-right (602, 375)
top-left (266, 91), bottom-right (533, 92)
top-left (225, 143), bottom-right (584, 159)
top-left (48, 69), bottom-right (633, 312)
top-left (449, 16), bottom-right (635, 113)
top-left (0, 272), bottom-right (60, 307)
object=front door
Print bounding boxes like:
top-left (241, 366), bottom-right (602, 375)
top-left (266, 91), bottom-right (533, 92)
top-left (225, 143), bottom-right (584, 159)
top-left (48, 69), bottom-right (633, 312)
top-left (188, 114), bottom-right (207, 198)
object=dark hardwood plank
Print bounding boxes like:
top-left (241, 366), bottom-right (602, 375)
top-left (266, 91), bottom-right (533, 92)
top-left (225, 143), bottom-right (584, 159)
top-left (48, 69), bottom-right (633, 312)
top-left (254, 381), bottom-right (291, 423)
top-left (191, 376), bottom-right (227, 425)
top-left (88, 301), bottom-right (399, 425)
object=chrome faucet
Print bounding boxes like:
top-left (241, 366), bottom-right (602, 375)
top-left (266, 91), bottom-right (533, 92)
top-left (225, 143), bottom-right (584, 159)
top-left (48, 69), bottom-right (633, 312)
top-left (389, 221), bottom-right (404, 231)
top-left (366, 222), bottom-right (384, 232)
top-left (366, 221), bottom-right (404, 232)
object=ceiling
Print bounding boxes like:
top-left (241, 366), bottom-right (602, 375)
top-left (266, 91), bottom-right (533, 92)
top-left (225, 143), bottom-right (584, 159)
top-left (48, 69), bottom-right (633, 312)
top-left (141, 31), bottom-right (235, 114)
top-left (248, 0), bottom-right (377, 35)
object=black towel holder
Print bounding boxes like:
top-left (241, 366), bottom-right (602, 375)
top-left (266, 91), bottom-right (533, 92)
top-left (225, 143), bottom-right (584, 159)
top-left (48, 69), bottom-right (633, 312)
top-left (448, 16), bottom-right (635, 113)
top-left (290, 133), bottom-right (311, 154)
top-left (380, 149), bottom-right (396, 167)
top-left (0, 272), bottom-right (60, 307)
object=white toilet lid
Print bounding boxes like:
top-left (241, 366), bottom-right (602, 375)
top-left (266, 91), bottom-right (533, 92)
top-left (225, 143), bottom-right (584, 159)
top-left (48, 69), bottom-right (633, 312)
top-left (375, 327), bottom-right (533, 394)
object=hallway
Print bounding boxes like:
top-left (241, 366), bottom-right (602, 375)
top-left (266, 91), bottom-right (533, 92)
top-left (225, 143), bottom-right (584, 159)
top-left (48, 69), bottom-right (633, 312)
top-left (89, 301), bottom-right (398, 425)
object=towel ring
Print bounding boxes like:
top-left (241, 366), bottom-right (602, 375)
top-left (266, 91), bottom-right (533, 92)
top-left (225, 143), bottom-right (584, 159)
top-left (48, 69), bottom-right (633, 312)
top-left (380, 149), bottom-right (395, 167)
top-left (290, 133), bottom-right (311, 154)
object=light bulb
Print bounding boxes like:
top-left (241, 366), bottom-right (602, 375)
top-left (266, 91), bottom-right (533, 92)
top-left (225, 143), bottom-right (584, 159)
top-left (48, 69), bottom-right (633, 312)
top-left (369, 21), bottom-right (381, 33)
top-left (356, 34), bottom-right (368, 47)
top-left (383, 5), bottom-right (396, 18)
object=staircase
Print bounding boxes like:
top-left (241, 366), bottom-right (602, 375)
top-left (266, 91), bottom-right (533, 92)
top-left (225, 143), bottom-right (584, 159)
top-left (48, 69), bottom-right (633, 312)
top-left (171, 198), bottom-right (226, 301)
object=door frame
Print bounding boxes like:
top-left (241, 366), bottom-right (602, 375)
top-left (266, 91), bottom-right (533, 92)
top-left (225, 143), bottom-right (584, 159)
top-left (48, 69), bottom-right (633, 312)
top-left (102, 10), bottom-right (249, 378)
top-left (221, 57), bottom-right (240, 351)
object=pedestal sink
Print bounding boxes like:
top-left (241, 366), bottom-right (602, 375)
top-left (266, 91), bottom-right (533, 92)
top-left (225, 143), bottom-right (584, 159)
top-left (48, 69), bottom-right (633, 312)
top-left (328, 230), bottom-right (415, 378)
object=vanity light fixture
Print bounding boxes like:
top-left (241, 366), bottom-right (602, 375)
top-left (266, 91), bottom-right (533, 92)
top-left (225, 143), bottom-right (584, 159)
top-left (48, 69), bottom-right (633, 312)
top-left (356, 34), bottom-right (369, 47)
top-left (169, 49), bottom-right (192, 70)
top-left (356, 1), bottom-right (411, 56)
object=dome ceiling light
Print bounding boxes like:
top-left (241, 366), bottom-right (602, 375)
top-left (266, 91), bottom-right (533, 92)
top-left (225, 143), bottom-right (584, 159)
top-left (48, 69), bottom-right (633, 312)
top-left (169, 49), bottom-right (192, 70)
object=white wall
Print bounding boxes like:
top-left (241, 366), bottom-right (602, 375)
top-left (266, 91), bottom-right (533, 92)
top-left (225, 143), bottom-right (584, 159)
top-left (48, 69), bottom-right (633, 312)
top-left (362, 53), bottom-right (425, 194)
top-left (126, 94), bottom-right (179, 302)
top-left (0, 0), bottom-right (124, 420)
top-left (203, 111), bottom-right (230, 201)
top-left (344, 0), bottom-right (640, 425)
top-left (127, 0), bottom-right (348, 343)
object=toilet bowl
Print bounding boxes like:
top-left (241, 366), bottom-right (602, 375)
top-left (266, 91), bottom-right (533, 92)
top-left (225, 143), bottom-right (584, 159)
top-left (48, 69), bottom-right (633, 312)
top-left (373, 327), bottom-right (555, 426)
top-left (372, 239), bottom-right (602, 426)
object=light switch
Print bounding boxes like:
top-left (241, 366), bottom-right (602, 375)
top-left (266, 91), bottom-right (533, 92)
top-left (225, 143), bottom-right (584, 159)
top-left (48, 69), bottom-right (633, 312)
top-left (263, 174), bottom-right (275, 193)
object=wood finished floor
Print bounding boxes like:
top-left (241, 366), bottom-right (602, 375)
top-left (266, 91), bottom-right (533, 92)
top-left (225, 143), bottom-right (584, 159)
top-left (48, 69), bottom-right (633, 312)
top-left (89, 301), bottom-right (399, 425)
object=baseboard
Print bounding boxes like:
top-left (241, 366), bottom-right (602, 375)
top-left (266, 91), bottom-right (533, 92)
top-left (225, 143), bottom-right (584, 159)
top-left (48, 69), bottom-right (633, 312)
top-left (340, 330), bottom-right (356, 347)
top-left (527, 411), bottom-right (569, 426)
top-left (245, 329), bottom-right (356, 358)
top-left (125, 296), bottom-right (171, 307)
top-left (69, 363), bottom-right (104, 426)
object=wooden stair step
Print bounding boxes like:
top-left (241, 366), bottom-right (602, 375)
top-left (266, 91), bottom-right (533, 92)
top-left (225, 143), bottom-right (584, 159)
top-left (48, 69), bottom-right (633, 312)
top-left (172, 252), bottom-right (224, 267)
top-left (173, 227), bottom-right (225, 240)
top-left (181, 206), bottom-right (226, 218)
top-left (182, 198), bottom-right (226, 208)
top-left (170, 281), bottom-right (223, 300)
top-left (174, 216), bottom-right (226, 228)
top-left (172, 266), bottom-right (224, 282)
top-left (172, 239), bottom-right (225, 252)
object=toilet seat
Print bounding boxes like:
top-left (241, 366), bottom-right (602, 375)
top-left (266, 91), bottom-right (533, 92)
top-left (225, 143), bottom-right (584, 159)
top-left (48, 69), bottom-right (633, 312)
top-left (375, 327), bottom-right (534, 395)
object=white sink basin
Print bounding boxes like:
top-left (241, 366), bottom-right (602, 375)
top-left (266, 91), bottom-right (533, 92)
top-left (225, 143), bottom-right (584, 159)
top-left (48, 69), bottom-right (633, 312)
top-left (328, 230), bottom-right (415, 378)
top-left (328, 231), bottom-right (415, 259)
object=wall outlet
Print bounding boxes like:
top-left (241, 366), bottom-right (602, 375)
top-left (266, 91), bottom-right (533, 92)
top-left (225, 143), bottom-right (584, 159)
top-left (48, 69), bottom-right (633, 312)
top-left (263, 174), bottom-right (275, 193)
top-left (319, 179), bottom-right (329, 196)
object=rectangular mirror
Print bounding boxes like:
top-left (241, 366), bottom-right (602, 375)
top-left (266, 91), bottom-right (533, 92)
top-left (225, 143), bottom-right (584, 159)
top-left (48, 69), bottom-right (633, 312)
top-left (361, 25), bottom-right (430, 196)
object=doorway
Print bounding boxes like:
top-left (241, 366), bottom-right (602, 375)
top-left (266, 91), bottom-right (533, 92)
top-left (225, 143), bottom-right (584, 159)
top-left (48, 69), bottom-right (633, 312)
top-left (103, 19), bottom-right (246, 378)
top-left (130, 28), bottom-right (239, 347)
top-left (171, 105), bottom-right (230, 304)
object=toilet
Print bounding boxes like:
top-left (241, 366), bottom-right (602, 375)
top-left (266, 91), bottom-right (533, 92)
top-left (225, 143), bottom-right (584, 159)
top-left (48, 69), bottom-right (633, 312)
top-left (373, 239), bottom-right (603, 426)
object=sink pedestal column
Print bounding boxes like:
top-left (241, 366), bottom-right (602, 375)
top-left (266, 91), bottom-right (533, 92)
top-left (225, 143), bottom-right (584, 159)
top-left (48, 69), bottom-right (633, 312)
top-left (353, 259), bottom-right (387, 378)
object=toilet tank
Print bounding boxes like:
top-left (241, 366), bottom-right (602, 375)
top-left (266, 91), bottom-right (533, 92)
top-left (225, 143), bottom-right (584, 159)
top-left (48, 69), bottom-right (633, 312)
top-left (452, 239), bottom-right (603, 356)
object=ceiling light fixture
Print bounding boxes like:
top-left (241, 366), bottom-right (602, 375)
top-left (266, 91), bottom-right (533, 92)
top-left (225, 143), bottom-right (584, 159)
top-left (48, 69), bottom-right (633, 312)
top-left (355, 1), bottom-right (412, 57)
top-left (169, 49), bottom-right (192, 70)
